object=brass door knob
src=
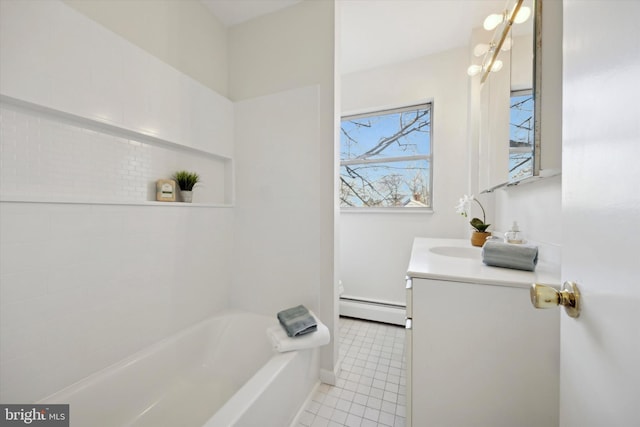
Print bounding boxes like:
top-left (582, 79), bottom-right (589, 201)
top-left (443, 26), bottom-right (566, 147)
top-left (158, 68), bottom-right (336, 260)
top-left (530, 281), bottom-right (581, 318)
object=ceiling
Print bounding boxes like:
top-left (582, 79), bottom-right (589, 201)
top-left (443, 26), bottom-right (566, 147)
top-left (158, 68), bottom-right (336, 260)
top-left (202, 0), bottom-right (508, 74)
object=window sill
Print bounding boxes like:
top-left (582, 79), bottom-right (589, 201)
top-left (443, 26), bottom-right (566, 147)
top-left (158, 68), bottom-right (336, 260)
top-left (340, 207), bottom-right (434, 214)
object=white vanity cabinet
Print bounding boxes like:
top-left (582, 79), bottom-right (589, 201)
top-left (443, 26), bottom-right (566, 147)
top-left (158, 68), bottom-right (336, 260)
top-left (405, 238), bottom-right (560, 427)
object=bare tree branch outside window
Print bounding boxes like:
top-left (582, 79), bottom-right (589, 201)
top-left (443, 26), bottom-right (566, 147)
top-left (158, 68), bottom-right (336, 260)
top-left (340, 104), bottom-right (432, 208)
top-left (509, 91), bottom-right (534, 181)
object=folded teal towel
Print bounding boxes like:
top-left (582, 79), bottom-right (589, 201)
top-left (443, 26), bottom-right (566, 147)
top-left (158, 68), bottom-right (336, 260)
top-left (277, 305), bottom-right (317, 337)
top-left (482, 240), bottom-right (538, 271)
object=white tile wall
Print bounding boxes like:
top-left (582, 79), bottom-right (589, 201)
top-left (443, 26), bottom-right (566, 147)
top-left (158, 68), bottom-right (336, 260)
top-left (0, 102), bottom-right (226, 204)
top-left (0, 202), bottom-right (234, 402)
top-left (0, 0), bottom-right (237, 406)
top-left (0, 0), bottom-right (235, 158)
top-left (0, 100), bottom-right (234, 403)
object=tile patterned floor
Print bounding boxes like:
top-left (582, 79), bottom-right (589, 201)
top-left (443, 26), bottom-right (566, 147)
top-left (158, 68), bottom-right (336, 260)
top-left (296, 317), bottom-right (407, 427)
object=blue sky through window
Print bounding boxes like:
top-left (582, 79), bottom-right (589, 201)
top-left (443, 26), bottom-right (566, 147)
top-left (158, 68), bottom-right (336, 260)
top-left (509, 92), bottom-right (533, 181)
top-left (341, 108), bottom-right (431, 161)
top-left (340, 105), bottom-right (431, 208)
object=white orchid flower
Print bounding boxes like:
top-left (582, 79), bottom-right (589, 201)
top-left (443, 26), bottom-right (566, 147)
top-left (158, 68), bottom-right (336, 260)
top-left (455, 194), bottom-right (489, 232)
top-left (455, 194), bottom-right (472, 217)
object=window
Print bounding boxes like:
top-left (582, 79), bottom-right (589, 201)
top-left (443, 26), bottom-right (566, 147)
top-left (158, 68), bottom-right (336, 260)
top-left (340, 104), bottom-right (432, 209)
top-left (509, 90), bottom-right (534, 181)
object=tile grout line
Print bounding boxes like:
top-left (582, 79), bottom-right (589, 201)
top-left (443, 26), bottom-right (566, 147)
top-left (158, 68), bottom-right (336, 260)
top-left (296, 317), bottom-right (407, 427)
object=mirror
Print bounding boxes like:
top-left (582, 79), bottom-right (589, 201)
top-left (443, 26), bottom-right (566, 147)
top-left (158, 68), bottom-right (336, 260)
top-left (477, 0), bottom-right (551, 192)
top-left (509, 0), bottom-right (535, 182)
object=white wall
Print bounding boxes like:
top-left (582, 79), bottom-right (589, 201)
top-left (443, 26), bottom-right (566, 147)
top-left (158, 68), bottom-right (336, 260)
top-left (0, 0), bottom-right (234, 402)
top-left (63, 0), bottom-right (228, 97)
top-left (492, 176), bottom-right (562, 266)
top-left (227, 1), bottom-right (334, 102)
top-left (233, 86), bottom-right (322, 314)
top-left (228, 0), bottom-right (339, 381)
top-left (340, 47), bottom-right (472, 305)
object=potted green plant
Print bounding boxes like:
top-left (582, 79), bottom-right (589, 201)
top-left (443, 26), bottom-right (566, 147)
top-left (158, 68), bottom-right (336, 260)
top-left (172, 170), bottom-right (200, 203)
top-left (455, 194), bottom-right (491, 246)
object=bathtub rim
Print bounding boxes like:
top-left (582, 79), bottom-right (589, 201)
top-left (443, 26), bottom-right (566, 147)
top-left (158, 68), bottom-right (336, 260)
top-left (202, 350), bottom-right (298, 427)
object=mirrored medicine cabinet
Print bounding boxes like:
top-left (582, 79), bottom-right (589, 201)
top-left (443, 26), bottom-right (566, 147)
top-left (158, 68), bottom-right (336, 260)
top-left (477, 0), bottom-right (562, 193)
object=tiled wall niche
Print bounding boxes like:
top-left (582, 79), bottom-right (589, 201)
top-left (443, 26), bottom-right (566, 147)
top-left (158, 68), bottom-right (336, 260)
top-left (0, 100), bottom-right (228, 205)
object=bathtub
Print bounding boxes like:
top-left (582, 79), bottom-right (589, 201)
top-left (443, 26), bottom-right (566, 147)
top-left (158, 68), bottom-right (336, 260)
top-left (40, 310), bottom-right (319, 427)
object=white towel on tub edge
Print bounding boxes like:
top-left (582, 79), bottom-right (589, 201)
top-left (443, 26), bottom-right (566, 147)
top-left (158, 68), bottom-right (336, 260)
top-left (267, 311), bottom-right (330, 353)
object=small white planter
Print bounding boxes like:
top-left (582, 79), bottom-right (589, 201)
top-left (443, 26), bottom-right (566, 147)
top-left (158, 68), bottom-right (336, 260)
top-left (180, 190), bottom-right (193, 203)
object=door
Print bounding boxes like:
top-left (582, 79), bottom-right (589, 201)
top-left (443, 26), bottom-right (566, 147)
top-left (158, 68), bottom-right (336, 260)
top-left (561, 1), bottom-right (640, 425)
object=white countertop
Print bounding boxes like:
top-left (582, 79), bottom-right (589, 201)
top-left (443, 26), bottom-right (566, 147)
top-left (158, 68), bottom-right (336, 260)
top-left (407, 238), bottom-right (561, 289)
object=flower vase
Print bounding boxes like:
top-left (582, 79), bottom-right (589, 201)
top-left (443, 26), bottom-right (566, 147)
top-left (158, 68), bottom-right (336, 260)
top-left (471, 231), bottom-right (491, 247)
top-left (181, 190), bottom-right (193, 203)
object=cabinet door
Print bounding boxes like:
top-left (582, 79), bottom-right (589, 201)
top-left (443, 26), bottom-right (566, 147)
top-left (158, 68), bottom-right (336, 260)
top-left (411, 278), bottom-right (559, 427)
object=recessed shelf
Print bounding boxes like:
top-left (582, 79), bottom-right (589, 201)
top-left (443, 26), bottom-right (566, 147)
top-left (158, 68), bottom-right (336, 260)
top-left (0, 195), bottom-right (233, 208)
top-left (0, 94), bottom-right (231, 162)
top-left (0, 94), bottom-right (235, 207)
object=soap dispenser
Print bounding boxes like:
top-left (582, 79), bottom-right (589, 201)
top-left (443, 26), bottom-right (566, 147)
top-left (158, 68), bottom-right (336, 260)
top-left (505, 221), bottom-right (524, 244)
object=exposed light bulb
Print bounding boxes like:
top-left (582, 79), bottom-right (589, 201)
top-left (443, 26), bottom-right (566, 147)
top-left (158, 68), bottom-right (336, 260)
top-left (483, 13), bottom-right (504, 31)
top-left (501, 38), bottom-right (513, 51)
top-left (490, 60), bottom-right (503, 72)
top-left (467, 64), bottom-right (482, 77)
top-left (473, 44), bottom-right (490, 57)
top-left (514, 6), bottom-right (531, 24)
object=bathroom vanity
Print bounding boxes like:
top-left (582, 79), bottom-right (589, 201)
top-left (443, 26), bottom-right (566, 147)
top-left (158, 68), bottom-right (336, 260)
top-left (405, 238), bottom-right (560, 427)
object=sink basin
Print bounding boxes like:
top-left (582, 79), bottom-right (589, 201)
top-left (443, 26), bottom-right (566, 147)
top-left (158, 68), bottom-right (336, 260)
top-left (429, 246), bottom-right (480, 259)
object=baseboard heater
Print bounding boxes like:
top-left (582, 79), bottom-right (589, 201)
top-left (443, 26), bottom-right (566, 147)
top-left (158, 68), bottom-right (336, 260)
top-left (339, 295), bottom-right (406, 326)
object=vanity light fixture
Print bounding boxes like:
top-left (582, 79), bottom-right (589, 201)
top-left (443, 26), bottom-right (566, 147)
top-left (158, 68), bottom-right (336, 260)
top-left (483, 12), bottom-right (506, 31)
top-left (467, 39), bottom-right (505, 76)
top-left (467, 64), bottom-right (483, 77)
top-left (473, 43), bottom-right (491, 57)
top-left (484, 5), bottom-right (531, 30)
top-left (500, 37), bottom-right (513, 52)
top-left (473, 38), bottom-right (512, 58)
top-left (468, 0), bottom-right (530, 82)
top-left (513, 6), bottom-right (531, 24)
top-left (467, 59), bottom-right (503, 77)
top-left (490, 59), bottom-right (503, 72)
top-left (469, 43), bottom-right (494, 75)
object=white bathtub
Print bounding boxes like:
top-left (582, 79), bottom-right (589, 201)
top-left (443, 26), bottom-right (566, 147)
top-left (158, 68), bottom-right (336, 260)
top-left (40, 310), bottom-right (319, 427)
